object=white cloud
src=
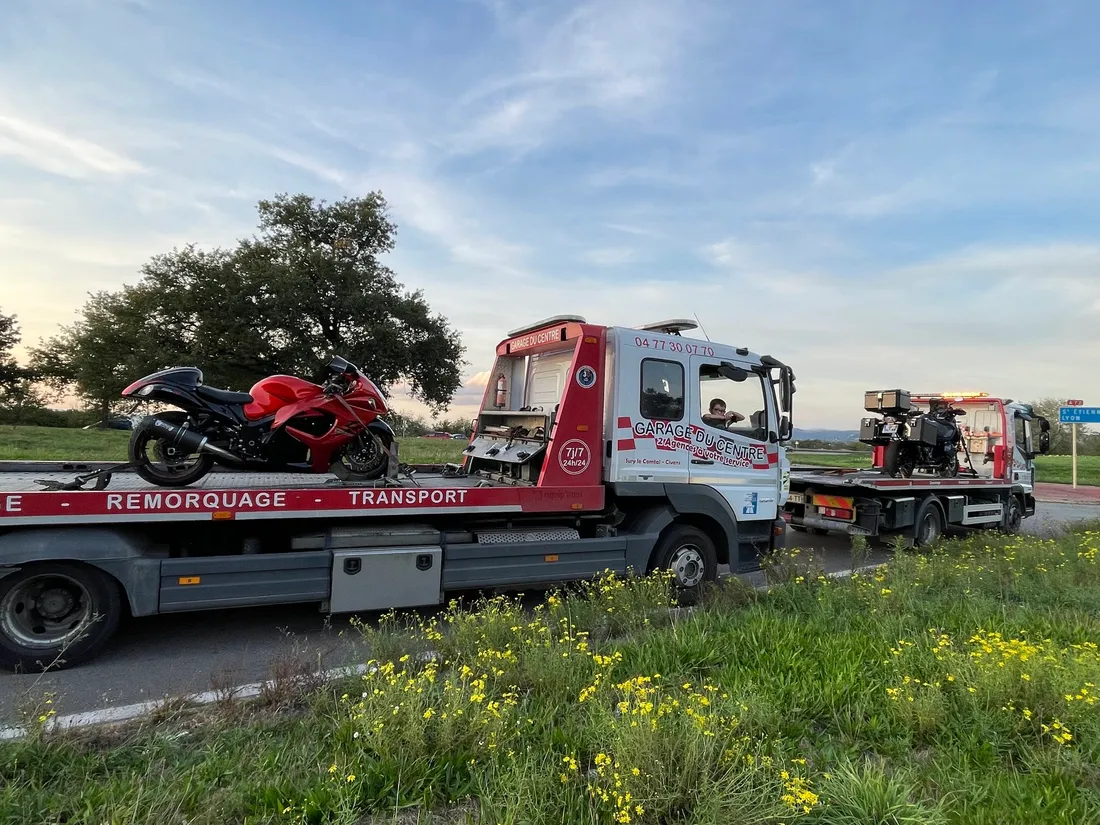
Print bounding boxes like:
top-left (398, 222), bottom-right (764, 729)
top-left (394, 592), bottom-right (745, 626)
top-left (370, 170), bottom-right (531, 277)
top-left (448, 0), bottom-right (698, 155)
top-left (0, 112), bottom-right (144, 179)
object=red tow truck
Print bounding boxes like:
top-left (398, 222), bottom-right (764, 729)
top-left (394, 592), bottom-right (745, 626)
top-left (0, 316), bottom-right (795, 670)
top-left (783, 391), bottom-right (1051, 545)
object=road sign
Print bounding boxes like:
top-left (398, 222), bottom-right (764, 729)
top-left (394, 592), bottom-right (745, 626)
top-left (1059, 405), bottom-right (1096, 489)
top-left (1059, 407), bottom-right (1100, 424)
top-left (1067, 399), bottom-right (1084, 406)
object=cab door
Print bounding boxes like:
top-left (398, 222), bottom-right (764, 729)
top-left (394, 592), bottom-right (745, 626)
top-left (1012, 412), bottom-right (1034, 489)
top-left (687, 356), bottom-right (778, 522)
top-left (607, 351), bottom-right (691, 484)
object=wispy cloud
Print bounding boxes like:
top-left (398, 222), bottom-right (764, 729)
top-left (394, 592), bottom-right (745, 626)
top-left (0, 112), bottom-right (144, 178)
top-left (2, 0), bottom-right (1100, 426)
top-left (448, 0), bottom-right (699, 155)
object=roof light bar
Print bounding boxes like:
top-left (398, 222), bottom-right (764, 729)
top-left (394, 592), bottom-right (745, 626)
top-left (506, 315), bottom-right (587, 337)
top-left (912, 391), bottom-right (990, 399)
top-left (635, 318), bottom-right (698, 335)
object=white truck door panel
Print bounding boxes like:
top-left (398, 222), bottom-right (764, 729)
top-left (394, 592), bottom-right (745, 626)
top-left (610, 354), bottom-right (691, 484)
top-left (687, 356), bottom-right (778, 522)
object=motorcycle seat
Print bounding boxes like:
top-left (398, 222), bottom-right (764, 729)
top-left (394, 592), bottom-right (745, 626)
top-left (197, 385), bottom-right (254, 405)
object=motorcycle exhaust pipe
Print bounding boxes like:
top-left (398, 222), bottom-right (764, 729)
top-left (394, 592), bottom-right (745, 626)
top-left (142, 417), bottom-right (241, 465)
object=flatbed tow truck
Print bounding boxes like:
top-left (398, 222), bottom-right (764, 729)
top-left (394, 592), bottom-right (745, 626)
top-left (0, 316), bottom-right (796, 670)
top-left (784, 391), bottom-right (1051, 545)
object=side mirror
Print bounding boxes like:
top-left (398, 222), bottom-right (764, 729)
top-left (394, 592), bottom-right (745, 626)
top-left (779, 414), bottom-right (792, 441)
top-left (1038, 417), bottom-right (1051, 433)
top-left (1038, 430), bottom-right (1050, 454)
top-left (717, 361), bottom-right (749, 382)
top-left (779, 365), bottom-right (795, 412)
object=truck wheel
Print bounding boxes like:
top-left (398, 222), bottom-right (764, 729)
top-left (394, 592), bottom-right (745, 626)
top-left (914, 500), bottom-right (943, 547)
top-left (650, 525), bottom-right (718, 602)
top-left (0, 563), bottom-right (123, 672)
top-left (1001, 496), bottom-right (1022, 535)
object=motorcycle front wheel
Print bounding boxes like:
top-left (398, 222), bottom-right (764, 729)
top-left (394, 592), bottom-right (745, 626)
top-left (883, 442), bottom-right (916, 478)
top-left (128, 411), bottom-right (216, 487)
top-left (330, 431), bottom-right (391, 481)
top-left (936, 454), bottom-right (960, 478)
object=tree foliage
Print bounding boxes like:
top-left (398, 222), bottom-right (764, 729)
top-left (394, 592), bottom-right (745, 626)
top-left (0, 309), bottom-right (21, 388)
top-left (31, 193), bottom-right (466, 417)
top-left (1027, 397), bottom-right (1100, 456)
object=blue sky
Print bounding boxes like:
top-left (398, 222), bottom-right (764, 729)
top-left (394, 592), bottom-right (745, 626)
top-left (2, 0), bottom-right (1100, 427)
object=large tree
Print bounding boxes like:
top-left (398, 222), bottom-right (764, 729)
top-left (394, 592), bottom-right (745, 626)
top-left (0, 309), bottom-right (20, 389)
top-left (32, 193), bottom-right (466, 418)
top-left (1028, 397), bottom-right (1075, 455)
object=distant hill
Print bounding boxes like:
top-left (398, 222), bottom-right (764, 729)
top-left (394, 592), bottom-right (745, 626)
top-left (792, 428), bottom-right (860, 442)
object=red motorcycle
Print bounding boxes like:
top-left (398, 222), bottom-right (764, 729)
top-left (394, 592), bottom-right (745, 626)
top-left (121, 356), bottom-right (394, 487)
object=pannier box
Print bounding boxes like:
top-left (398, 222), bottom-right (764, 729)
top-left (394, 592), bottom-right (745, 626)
top-left (863, 389), bottom-right (912, 415)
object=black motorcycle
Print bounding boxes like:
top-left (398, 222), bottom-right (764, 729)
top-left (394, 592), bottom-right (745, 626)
top-left (875, 404), bottom-right (973, 478)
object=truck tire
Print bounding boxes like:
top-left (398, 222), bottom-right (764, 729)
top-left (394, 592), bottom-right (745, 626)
top-left (649, 524), bottom-right (718, 603)
top-left (0, 562), bottom-right (123, 672)
top-left (1001, 496), bottom-right (1023, 535)
top-left (913, 499), bottom-right (943, 547)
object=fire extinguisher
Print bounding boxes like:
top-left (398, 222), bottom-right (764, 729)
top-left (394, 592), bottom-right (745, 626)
top-left (495, 373), bottom-right (507, 408)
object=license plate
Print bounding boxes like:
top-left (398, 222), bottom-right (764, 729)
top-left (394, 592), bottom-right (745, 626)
top-left (787, 492), bottom-right (805, 505)
top-left (881, 423), bottom-right (898, 435)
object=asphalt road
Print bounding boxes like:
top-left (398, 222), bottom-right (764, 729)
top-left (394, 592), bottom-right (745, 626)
top-left (2, 502), bottom-right (1097, 723)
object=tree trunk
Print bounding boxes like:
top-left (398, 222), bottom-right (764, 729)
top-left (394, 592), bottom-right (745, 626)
top-left (100, 399), bottom-right (110, 428)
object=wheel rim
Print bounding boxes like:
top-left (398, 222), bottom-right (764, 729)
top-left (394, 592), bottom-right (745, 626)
top-left (669, 545), bottom-right (706, 588)
top-left (919, 512), bottom-right (939, 545)
top-left (339, 433), bottom-right (386, 476)
top-left (1, 573), bottom-right (94, 650)
top-left (136, 418), bottom-right (206, 478)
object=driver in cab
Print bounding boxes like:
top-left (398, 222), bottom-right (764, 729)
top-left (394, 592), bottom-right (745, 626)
top-left (702, 398), bottom-right (744, 429)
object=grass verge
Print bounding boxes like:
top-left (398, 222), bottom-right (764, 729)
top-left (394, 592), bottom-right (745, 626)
top-left (0, 425), bottom-right (466, 465)
top-left (794, 450), bottom-right (1100, 486)
top-left (3, 426), bottom-right (1095, 486)
top-left (5, 526), bottom-right (1100, 823)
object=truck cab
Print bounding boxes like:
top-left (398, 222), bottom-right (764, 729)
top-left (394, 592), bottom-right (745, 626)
top-left (602, 319), bottom-right (794, 518)
top-left (463, 316), bottom-right (795, 572)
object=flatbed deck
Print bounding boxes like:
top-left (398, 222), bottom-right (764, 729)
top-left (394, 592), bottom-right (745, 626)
top-left (790, 467), bottom-right (1016, 491)
top-left (0, 470), bottom-right (605, 527)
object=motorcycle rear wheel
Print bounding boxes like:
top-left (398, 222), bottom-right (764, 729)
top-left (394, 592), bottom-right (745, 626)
top-left (883, 442), bottom-right (915, 478)
top-left (330, 431), bottom-right (391, 481)
top-left (936, 454), bottom-right (960, 478)
top-left (129, 411), bottom-right (216, 487)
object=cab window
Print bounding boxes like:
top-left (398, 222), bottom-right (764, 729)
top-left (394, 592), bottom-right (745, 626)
top-left (1015, 414), bottom-right (1031, 454)
top-left (699, 363), bottom-right (769, 441)
top-left (640, 358), bottom-right (684, 421)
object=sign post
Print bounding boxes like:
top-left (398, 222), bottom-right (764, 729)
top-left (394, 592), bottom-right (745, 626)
top-left (1059, 402), bottom-right (1098, 490)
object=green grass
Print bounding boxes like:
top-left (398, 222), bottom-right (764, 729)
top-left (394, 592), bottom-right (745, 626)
top-left (0, 425), bottom-right (467, 465)
top-left (793, 450), bottom-right (1100, 486)
top-left (2, 426), bottom-right (1095, 486)
top-left (791, 451), bottom-right (873, 469)
top-left (6, 527), bottom-right (1100, 824)
top-left (0, 425), bottom-right (131, 461)
top-left (1028, 454), bottom-right (1100, 486)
